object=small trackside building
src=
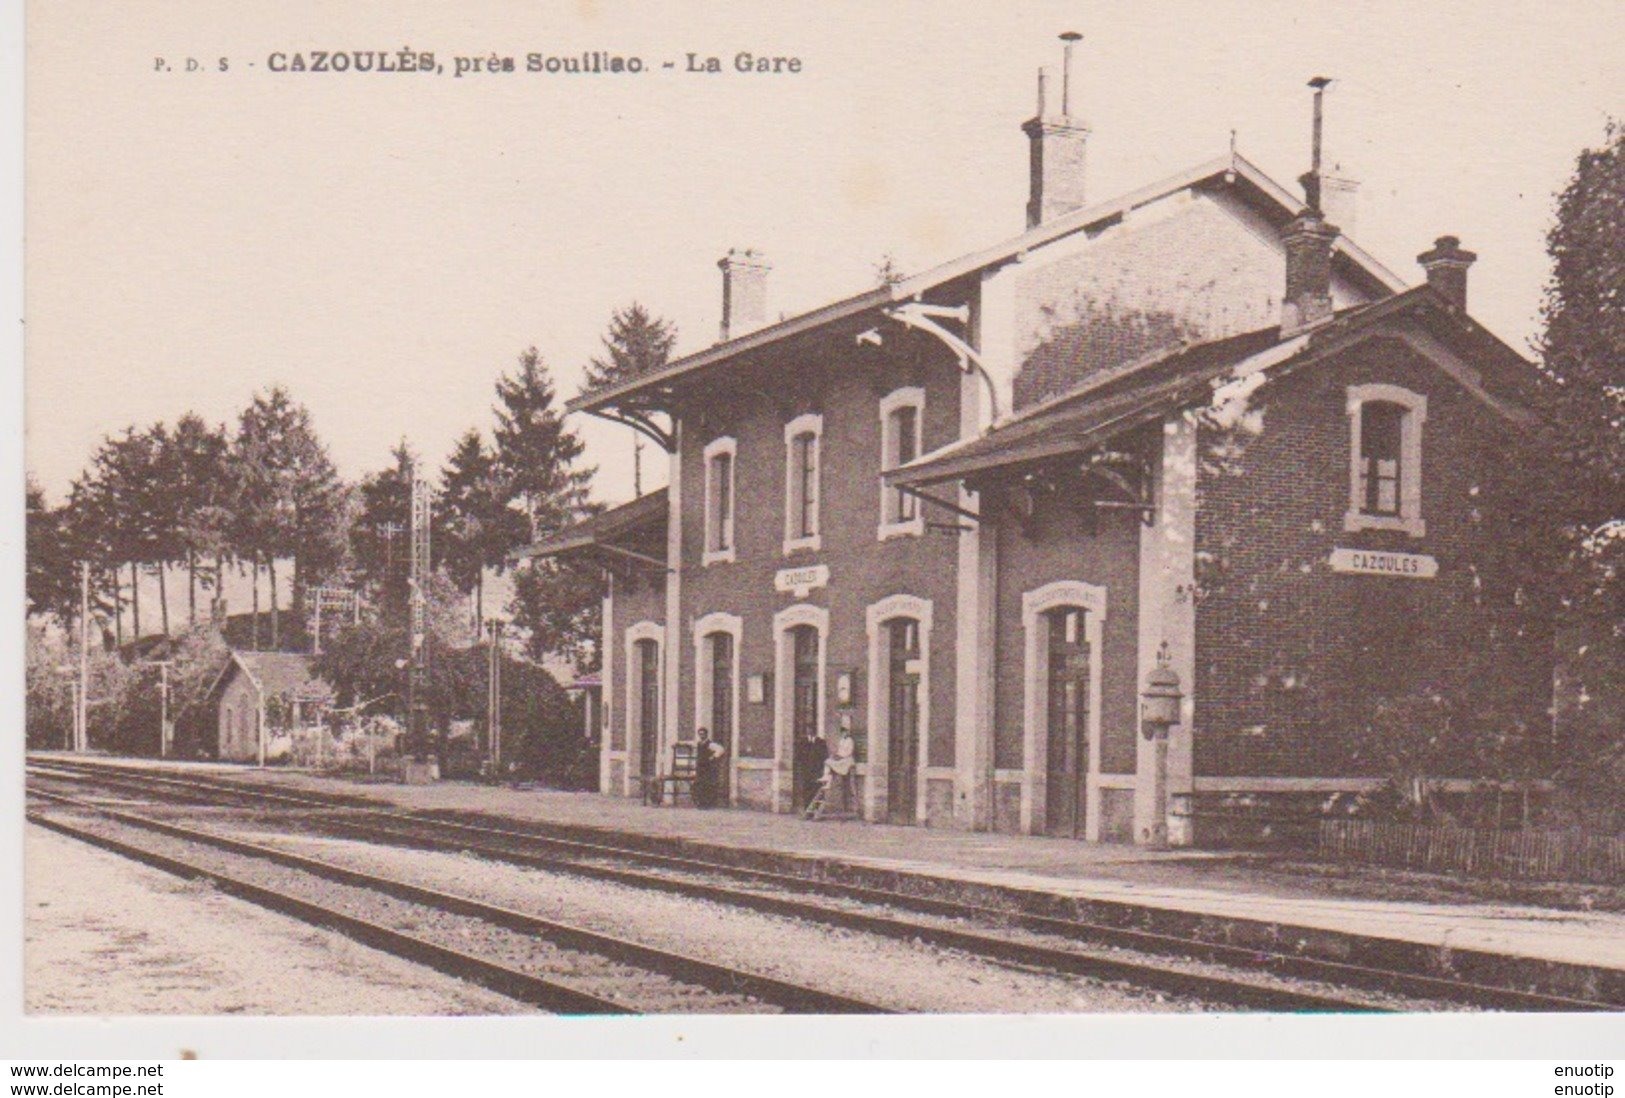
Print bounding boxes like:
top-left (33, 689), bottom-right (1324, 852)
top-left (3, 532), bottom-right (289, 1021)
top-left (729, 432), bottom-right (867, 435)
top-left (528, 56), bottom-right (1555, 845)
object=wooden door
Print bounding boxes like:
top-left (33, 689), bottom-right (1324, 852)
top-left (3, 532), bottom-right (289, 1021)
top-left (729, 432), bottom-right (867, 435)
top-left (790, 625), bottom-right (820, 809)
top-left (708, 632), bottom-right (734, 804)
top-left (886, 617), bottom-right (921, 824)
top-left (1044, 607), bottom-right (1091, 838)
top-left (636, 638), bottom-right (660, 781)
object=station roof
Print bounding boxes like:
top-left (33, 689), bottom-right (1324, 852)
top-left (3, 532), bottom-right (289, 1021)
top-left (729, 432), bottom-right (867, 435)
top-left (208, 650), bottom-right (325, 702)
top-left (887, 286), bottom-right (1534, 491)
top-left (567, 152), bottom-right (1408, 419)
top-left (514, 488), bottom-right (669, 573)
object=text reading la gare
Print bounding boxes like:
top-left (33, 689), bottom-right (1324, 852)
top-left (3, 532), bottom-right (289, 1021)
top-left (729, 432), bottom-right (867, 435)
top-left (263, 50), bottom-right (802, 77)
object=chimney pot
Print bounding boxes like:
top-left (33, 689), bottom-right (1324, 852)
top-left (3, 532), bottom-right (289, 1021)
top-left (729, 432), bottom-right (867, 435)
top-left (1417, 235), bottom-right (1476, 311)
top-left (717, 248), bottom-right (771, 342)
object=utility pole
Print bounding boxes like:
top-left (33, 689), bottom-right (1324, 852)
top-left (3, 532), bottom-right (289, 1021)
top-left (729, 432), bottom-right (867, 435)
top-left (378, 521), bottom-right (404, 582)
top-left (155, 660), bottom-right (174, 757)
top-left (408, 473), bottom-right (431, 764)
top-left (77, 561), bottom-right (90, 753)
top-left (486, 619), bottom-right (504, 776)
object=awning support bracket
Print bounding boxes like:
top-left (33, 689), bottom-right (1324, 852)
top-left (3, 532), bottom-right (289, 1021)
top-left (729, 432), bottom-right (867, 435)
top-left (898, 483), bottom-right (981, 525)
top-left (861, 301), bottom-right (1004, 423)
top-left (591, 408), bottom-right (675, 453)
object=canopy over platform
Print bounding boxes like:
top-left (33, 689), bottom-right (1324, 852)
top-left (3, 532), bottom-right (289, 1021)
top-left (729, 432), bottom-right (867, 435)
top-left (513, 489), bottom-right (669, 576)
top-left (887, 285), bottom-right (1532, 495)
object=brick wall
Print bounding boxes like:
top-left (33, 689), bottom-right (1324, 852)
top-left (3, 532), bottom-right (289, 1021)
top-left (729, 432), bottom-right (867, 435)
top-left (991, 495), bottom-right (1142, 779)
top-left (603, 572), bottom-right (664, 764)
top-left (1193, 335), bottom-right (1554, 778)
top-left (673, 327), bottom-right (964, 814)
top-left (1010, 193), bottom-right (1286, 409)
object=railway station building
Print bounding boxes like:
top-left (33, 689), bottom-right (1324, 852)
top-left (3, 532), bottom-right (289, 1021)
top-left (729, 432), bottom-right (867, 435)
top-left (526, 61), bottom-right (1554, 846)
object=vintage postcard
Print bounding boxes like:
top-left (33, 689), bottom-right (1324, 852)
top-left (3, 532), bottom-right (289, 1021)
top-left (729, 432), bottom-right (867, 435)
top-left (9, 0), bottom-right (1623, 1074)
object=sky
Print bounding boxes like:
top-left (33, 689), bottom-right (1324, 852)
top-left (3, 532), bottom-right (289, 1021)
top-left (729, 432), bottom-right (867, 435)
top-left (24, 0), bottom-right (1624, 509)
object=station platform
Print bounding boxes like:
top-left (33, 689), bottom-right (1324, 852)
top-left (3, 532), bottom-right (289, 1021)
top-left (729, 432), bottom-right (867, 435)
top-left (30, 754), bottom-right (1625, 986)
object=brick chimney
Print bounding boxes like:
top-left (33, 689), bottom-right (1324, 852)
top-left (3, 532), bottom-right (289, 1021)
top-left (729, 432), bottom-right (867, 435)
top-left (1022, 32), bottom-right (1090, 229)
top-left (1416, 235), bottom-right (1476, 311)
top-left (717, 248), bottom-right (770, 342)
top-left (1280, 77), bottom-right (1340, 336)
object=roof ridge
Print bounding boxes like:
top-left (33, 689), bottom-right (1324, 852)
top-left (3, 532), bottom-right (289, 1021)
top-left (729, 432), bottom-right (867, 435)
top-left (570, 149), bottom-right (1407, 417)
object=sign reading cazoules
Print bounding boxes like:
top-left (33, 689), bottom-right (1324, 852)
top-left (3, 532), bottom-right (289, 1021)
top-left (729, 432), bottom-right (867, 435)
top-left (775, 564), bottom-right (830, 598)
top-left (1328, 547), bottom-right (1439, 579)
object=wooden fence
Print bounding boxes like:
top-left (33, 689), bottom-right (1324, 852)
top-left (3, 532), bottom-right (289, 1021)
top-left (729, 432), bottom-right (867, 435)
top-left (1319, 819), bottom-right (1625, 885)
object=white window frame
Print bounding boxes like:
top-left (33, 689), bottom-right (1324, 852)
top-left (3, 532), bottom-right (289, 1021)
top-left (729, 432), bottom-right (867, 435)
top-left (771, 602), bottom-right (828, 814)
top-left (864, 594), bottom-right (933, 823)
top-left (625, 621), bottom-right (664, 787)
top-left (692, 611), bottom-right (743, 784)
top-left (877, 387), bottom-right (926, 541)
top-left (1020, 581), bottom-right (1107, 839)
top-left (702, 435), bottom-right (738, 566)
top-left (1344, 383), bottom-right (1427, 538)
top-left (782, 413), bottom-right (823, 555)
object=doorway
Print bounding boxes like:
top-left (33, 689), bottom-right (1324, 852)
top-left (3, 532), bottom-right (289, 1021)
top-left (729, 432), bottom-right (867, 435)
top-left (634, 637), bottom-right (660, 785)
top-left (789, 624), bottom-right (821, 810)
top-left (885, 617), bottom-right (921, 824)
top-left (1044, 606), bottom-right (1091, 838)
top-left (707, 630), bottom-right (734, 805)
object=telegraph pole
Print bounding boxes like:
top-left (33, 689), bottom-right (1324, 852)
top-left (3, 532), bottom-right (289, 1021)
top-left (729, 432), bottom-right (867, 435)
top-left (76, 562), bottom-right (90, 753)
top-left (486, 619), bottom-right (504, 776)
top-left (156, 660), bottom-right (174, 757)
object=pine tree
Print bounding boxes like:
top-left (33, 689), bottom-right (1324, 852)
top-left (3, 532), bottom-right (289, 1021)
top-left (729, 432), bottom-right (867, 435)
top-left (25, 476), bottom-right (77, 620)
top-left (581, 304), bottom-right (677, 497)
top-left (490, 347), bottom-right (600, 664)
top-left (233, 387), bottom-right (346, 650)
top-left (493, 348), bottom-right (594, 538)
top-left (438, 429), bottom-right (527, 629)
top-left (167, 414), bottom-right (234, 627)
top-left (352, 440), bottom-right (419, 611)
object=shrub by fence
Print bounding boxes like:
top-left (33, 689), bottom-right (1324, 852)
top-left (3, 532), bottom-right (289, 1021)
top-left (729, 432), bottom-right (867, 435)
top-left (1319, 819), bottom-right (1625, 885)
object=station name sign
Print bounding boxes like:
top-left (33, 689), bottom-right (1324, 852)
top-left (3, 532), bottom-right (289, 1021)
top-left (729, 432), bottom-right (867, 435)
top-left (1328, 547), bottom-right (1438, 579)
top-left (775, 564), bottom-right (830, 598)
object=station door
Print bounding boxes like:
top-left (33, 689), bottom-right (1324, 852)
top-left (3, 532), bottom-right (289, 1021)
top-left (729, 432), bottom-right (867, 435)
top-left (886, 617), bottom-right (921, 825)
top-left (1044, 606), bottom-right (1091, 839)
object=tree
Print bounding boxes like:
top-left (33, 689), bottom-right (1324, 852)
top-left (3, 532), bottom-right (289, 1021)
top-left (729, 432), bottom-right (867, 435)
top-left (438, 429), bottom-right (527, 628)
top-left (166, 414), bottom-right (234, 628)
top-left (72, 426), bottom-right (164, 642)
top-left (509, 555), bottom-right (603, 668)
top-left (1533, 121), bottom-right (1624, 612)
top-left (1532, 121), bottom-right (1625, 826)
top-left (581, 305), bottom-right (677, 497)
top-left (233, 387), bottom-right (347, 649)
top-left (490, 348), bottom-right (600, 665)
top-left (352, 440), bottom-right (418, 611)
top-left (494, 347), bottom-right (595, 537)
top-left (314, 585), bottom-right (586, 788)
top-left (873, 254), bottom-right (907, 288)
top-left (25, 476), bottom-right (77, 620)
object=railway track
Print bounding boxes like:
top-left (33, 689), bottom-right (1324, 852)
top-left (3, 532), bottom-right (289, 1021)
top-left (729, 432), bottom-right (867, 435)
top-left (27, 783), bottom-right (888, 1016)
top-left (30, 758), bottom-right (1619, 1013)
